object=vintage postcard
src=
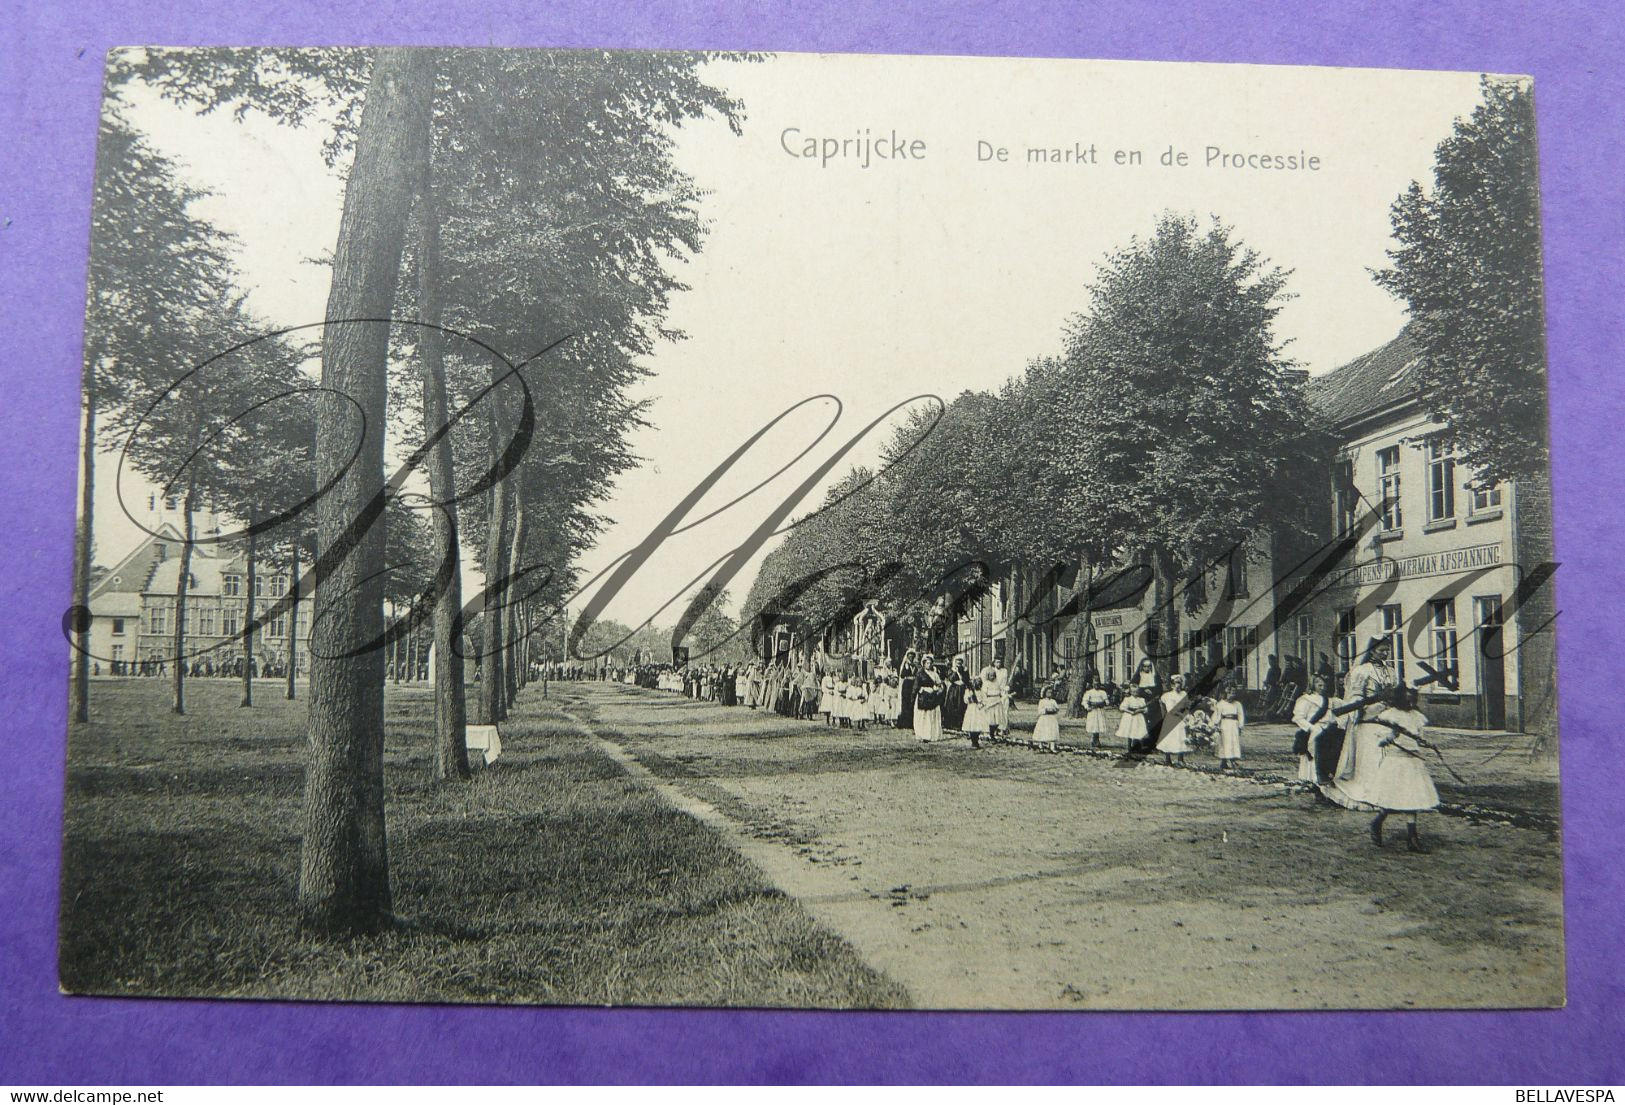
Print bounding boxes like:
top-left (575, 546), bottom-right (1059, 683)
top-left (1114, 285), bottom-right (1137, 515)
top-left (62, 48), bottom-right (1560, 1010)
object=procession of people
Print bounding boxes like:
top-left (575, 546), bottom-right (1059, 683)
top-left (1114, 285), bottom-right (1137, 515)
top-left (618, 630), bottom-right (1445, 853)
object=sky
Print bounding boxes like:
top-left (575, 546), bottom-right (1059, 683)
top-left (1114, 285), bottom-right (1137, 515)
top-left (92, 50), bottom-right (1491, 632)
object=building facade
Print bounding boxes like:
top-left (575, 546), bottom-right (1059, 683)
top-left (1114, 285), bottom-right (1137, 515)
top-left (87, 502), bottom-right (313, 676)
top-left (1292, 330), bottom-right (1551, 731)
top-left (935, 327), bottom-right (1555, 732)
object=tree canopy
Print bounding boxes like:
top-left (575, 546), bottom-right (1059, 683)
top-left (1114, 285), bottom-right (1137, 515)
top-left (1374, 76), bottom-right (1547, 488)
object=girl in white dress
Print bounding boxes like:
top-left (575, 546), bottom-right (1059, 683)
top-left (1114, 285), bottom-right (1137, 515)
top-left (977, 665), bottom-right (1004, 737)
top-left (1116, 687), bottom-right (1148, 751)
top-left (1368, 685), bottom-right (1440, 851)
top-left (989, 664), bottom-right (1012, 736)
top-left (1033, 683), bottom-right (1061, 752)
top-left (1213, 685), bottom-right (1246, 769)
top-left (1323, 637), bottom-right (1396, 809)
top-left (913, 656), bottom-right (945, 742)
top-left (848, 679), bottom-right (869, 730)
top-left (1155, 674), bottom-right (1192, 765)
top-left (831, 675), bottom-right (850, 727)
top-left (819, 671), bottom-right (837, 725)
top-left (1291, 674), bottom-right (1341, 783)
top-left (1083, 681), bottom-right (1111, 749)
top-left (962, 677), bottom-right (989, 749)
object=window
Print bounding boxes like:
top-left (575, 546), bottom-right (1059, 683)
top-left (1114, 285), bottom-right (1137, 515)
top-left (271, 575), bottom-right (288, 598)
top-left (1224, 625), bottom-right (1257, 683)
top-left (164, 495), bottom-right (180, 512)
top-left (1427, 599), bottom-right (1459, 676)
top-left (1471, 483), bottom-right (1504, 514)
top-left (1380, 603), bottom-right (1407, 684)
top-left (297, 609), bottom-right (310, 637)
top-left (1294, 614), bottom-right (1313, 668)
top-left (222, 609), bottom-right (240, 638)
top-left (1427, 440), bottom-right (1456, 522)
top-left (254, 575), bottom-right (265, 598)
top-left (147, 605), bottom-right (169, 636)
top-left (1335, 608), bottom-right (1357, 673)
top-left (1378, 446), bottom-right (1403, 530)
top-left (222, 574), bottom-right (242, 598)
top-left (199, 607), bottom-right (218, 636)
top-left (1121, 633), bottom-right (1136, 681)
top-left (111, 618), bottom-right (126, 636)
top-left (1334, 459), bottom-right (1358, 534)
top-left (1102, 633), bottom-right (1117, 684)
top-left (1225, 548), bottom-right (1249, 598)
top-left (1183, 629), bottom-right (1206, 673)
top-left (268, 615), bottom-right (287, 639)
top-left (111, 644), bottom-right (124, 663)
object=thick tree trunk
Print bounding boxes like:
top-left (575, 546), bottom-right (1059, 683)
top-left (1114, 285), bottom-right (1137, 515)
top-left (414, 183), bottom-right (469, 780)
top-left (1068, 563), bottom-right (1096, 717)
top-left (285, 545), bottom-right (299, 700)
top-left (241, 528), bottom-right (256, 707)
top-left (1150, 545), bottom-right (1181, 680)
top-left (299, 48), bottom-right (435, 936)
top-left (71, 365), bottom-right (99, 723)
top-left (171, 485), bottom-right (196, 715)
top-left (481, 429), bottom-right (511, 725)
top-left (503, 492), bottom-right (526, 708)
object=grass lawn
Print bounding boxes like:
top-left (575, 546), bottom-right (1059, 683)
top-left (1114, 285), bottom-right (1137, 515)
top-left (59, 678), bottom-right (909, 1008)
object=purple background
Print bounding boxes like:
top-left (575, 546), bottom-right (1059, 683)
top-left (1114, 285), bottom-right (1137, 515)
top-left (3, 0), bottom-right (1620, 1085)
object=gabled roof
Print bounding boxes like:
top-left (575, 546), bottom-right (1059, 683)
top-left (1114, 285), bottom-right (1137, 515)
top-left (89, 523), bottom-right (186, 599)
top-left (147, 555), bottom-right (230, 597)
top-left (1306, 328), bottom-right (1425, 430)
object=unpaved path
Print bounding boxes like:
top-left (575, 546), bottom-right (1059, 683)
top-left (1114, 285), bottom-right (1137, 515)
top-left (553, 682), bottom-right (1564, 1010)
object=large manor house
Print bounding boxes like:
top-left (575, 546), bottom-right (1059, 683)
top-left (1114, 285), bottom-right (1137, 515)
top-left (86, 499), bottom-right (310, 677)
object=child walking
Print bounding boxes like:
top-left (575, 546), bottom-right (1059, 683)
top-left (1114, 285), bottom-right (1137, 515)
top-left (1368, 685), bottom-right (1441, 853)
top-left (1033, 682), bottom-right (1062, 752)
top-left (1155, 674), bottom-right (1192, 766)
top-left (1116, 686), bottom-right (1148, 753)
top-left (1213, 685), bottom-right (1246, 770)
top-left (962, 677), bottom-right (989, 749)
top-left (1083, 680), bottom-right (1111, 750)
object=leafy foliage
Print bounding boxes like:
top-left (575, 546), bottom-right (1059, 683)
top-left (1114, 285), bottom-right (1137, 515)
top-left (1373, 76), bottom-right (1548, 487)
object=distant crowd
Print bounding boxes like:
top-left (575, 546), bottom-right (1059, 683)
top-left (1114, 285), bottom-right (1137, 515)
top-left (94, 654), bottom-right (298, 679)
top-left (615, 637), bottom-right (1444, 852)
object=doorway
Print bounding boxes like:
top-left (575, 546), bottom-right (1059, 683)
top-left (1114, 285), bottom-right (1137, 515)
top-left (1474, 595), bottom-right (1507, 730)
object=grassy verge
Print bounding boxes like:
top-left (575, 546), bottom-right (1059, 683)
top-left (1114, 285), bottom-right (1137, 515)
top-left (60, 679), bottom-right (909, 1008)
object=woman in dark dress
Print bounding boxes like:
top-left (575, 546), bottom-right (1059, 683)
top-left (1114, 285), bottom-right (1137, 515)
top-left (942, 657), bottom-right (969, 731)
top-left (897, 648), bottom-right (919, 731)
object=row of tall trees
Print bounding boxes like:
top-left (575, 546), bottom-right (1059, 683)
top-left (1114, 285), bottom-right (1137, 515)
top-left (93, 47), bottom-right (751, 933)
top-left (742, 212), bottom-right (1325, 681)
top-left (741, 77), bottom-right (1550, 728)
top-left (74, 79), bottom-right (318, 724)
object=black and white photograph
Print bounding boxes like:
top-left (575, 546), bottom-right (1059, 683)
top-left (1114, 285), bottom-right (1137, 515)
top-left (62, 47), bottom-right (1560, 1011)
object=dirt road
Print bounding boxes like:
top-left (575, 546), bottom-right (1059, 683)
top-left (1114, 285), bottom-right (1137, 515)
top-left (554, 681), bottom-right (1564, 1010)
